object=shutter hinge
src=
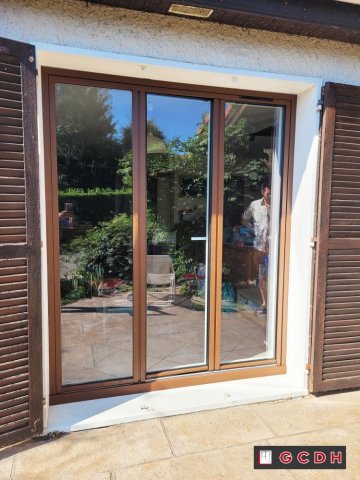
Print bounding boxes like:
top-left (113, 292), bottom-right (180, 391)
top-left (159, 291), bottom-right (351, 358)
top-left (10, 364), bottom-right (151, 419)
top-left (310, 236), bottom-right (317, 248)
top-left (305, 363), bottom-right (312, 372)
top-left (316, 101), bottom-right (323, 112)
top-left (42, 397), bottom-right (46, 406)
top-left (31, 417), bottom-right (41, 433)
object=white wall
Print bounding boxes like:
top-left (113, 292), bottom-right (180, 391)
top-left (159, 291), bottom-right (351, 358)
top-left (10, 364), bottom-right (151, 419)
top-left (0, 0), bottom-right (355, 424)
top-left (1, 0), bottom-right (360, 86)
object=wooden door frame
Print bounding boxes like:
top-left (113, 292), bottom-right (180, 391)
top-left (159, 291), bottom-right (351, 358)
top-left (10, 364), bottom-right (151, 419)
top-left (42, 67), bottom-right (296, 405)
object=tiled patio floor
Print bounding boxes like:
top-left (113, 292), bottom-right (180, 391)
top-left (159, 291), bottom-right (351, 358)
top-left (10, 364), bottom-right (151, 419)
top-left (1, 390), bottom-right (359, 479)
top-left (61, 290), bottom-right (267, 385)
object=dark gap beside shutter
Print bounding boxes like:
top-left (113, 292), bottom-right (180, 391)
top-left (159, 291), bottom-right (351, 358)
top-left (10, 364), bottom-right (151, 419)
top-left (311, 82), bottom-right (360, 393)
top-left (0, 37), bottom-right (42, 446)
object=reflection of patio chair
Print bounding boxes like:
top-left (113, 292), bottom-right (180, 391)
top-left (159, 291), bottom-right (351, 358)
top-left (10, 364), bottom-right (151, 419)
top-left (147, 255), bottom-right (175, 305)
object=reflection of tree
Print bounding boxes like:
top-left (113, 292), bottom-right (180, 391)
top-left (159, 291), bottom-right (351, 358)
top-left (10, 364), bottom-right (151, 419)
top-left (56, 85), bottom-right (123, 190)
top-left (56, 87), bottom-right (271, 196)
top-left (117, 115), bottom-right (270, 198)
top-left (59, 95), bottom-right (273, 295)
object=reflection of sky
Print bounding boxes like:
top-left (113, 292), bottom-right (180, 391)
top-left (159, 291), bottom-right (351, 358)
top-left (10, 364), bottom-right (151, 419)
top-left (109, 90), bottom-right (210, 142)
top-left (147, 94), bottom-right (210, 141)
top-left (109, 90), bottom-right (132, 137)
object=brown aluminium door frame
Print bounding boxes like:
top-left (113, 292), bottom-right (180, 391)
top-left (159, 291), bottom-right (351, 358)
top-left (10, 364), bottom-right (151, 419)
top-left (42, 67), bottom-right (295, 404)
top-left (132, 87), bottom-right (143, 384)
top-left (43, 73), bottom-right (141, 393)
top-left (215, 98), bottom-right (294, 372)
top-left (146, 96), bottom-right (222, 380)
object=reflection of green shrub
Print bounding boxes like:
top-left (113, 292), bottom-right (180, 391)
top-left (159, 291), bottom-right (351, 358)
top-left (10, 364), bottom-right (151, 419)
top-left (173, 250), bottom-right (197, 279)
top-left (68, 213), bottom-right (132, 280)
top-left (59, 187), bottom-right (126, 197)
top-left (59, 192), bottom-right (131, 227)
top-left (60, 276), bottom-right (91, 305)
top-left (67, 213), bottom-right (169, 281)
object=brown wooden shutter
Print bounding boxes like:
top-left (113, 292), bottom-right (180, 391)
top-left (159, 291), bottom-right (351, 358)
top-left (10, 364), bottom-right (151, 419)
top-left (311, 82), bottom-right (360, 393)
top-left (0, 37), bottom-right (42, 446)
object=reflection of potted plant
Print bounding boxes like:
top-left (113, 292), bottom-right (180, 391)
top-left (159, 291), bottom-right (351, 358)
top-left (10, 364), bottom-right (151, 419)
top-left (87, 264), bottom-right (104, 297)
top-left (60, 273), bottom-right (92, 305)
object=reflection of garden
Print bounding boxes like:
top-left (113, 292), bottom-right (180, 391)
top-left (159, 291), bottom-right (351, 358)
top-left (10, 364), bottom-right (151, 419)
top-left (57, 86), bottom-right (271, 384)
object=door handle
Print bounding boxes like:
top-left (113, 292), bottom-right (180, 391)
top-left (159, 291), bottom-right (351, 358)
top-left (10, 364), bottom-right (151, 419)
top-left (191, 237), bottom-right (207, 241)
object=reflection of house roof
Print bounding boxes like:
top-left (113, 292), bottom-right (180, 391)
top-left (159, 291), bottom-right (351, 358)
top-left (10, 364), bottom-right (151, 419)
top-left (197, 103), bottom-right (276, 137)
top-left (225, 104), bottom-right (276, 136)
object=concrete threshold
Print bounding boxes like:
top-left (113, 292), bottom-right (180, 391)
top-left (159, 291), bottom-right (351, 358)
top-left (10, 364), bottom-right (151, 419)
top-left (45, 375), bottom-right (307, 433)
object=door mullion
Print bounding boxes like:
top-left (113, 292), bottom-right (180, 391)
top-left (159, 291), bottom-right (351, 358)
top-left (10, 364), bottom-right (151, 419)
top-left (208, 99), bottom-right (218, 371)
top-left (132, 89), bottom-right (147, 382)
top-left (138, 90), bottom-right (147, 382)
top-left (213, 99), bottom-right (225, 371)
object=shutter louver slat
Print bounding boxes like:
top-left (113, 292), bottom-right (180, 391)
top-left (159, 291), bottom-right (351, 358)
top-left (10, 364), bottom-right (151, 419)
top-left (0, 390), bottom-right (29, 407)
top-left (0, 161), bottom-right (25, 170)
top-left (0, 419), bottom-right (29, 436)
top-left (0, 63), bottom-right (20, 75)
top-left (0, 90), bottom-right (22, 102)
top-left (0, 37), bottom-right (42, 446)
top-left (0, 71), bottom-right (21, 84)
top-left (0, 125), bottom-right (22, 135)
top-left (0, 396), bottom-right (29, 411)
top-left (336, 117), bottom-right (360, 127)
top-left (0, 411), bottom-right (29, 429)
top-left (0, 365), bottom-right (28, 381)
top-left (0, 151), bottom-right (24, 160)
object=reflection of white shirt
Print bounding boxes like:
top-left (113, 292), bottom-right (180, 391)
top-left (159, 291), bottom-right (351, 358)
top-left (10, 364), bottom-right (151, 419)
top-left (243, 198), bottom-right (270, 252)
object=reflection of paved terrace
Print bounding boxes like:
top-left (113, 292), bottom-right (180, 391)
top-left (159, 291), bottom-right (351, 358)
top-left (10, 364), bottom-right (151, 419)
top-left (61, 291), bottom-right (267, 386)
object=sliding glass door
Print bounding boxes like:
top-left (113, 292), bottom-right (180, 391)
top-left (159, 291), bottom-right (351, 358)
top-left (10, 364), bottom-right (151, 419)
top-left (55, 83), bottom-right (134, 385)
top-left (219, 103), bottom-right (284, 366)
top-left (145, 94), bottom-right (211, 373)
top-left (45, 70), bottom-right (291, 401)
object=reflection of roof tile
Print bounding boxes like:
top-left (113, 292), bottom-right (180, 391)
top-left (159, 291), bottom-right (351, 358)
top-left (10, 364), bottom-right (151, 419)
top-left (197, 103), bottom-right (278, 136)
top-left (225, 103), bottom-right (247, 126)
top-left (196, 113), bottom-right (210, 135)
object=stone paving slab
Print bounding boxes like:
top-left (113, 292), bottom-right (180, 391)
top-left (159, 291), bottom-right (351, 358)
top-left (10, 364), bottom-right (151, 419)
top-left (9, 420), bottom-right (172, 480)
top-left (249, 391), bottom-right (360, 437)
top-left (0, 456), bottom-right (13, 480)
top-left (115, 443), bottom-right (294, 480)
top-left (161, 405), bottom-right (274, 456)
top-left (1, 391), bottom-right (360, 479)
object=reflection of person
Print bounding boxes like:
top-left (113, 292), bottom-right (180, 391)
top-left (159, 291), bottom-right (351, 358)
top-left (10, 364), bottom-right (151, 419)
top-left (242, 185), bottom-right (271, 252)
top-left (59, 202), bottom-right (75, 228)
top-left (242, 185), bottom-right (271, 314)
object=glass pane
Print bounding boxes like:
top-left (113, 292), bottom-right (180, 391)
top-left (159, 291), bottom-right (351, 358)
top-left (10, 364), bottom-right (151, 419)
top-left (220, 103), bottom-right (284, 364)
top-left (56, 84), bottom-right (133, 385)
top-left (146, 94), bottom-right (211, 373)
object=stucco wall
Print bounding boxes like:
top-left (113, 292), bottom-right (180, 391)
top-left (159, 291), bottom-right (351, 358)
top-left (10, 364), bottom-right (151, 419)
top-left (0, 0), bottom-right (360, 85)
